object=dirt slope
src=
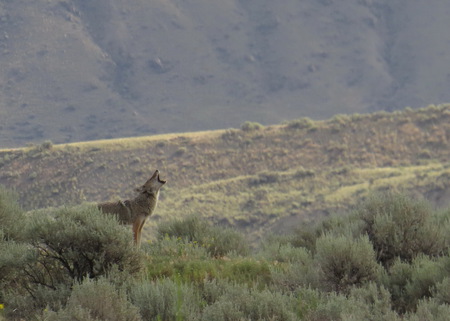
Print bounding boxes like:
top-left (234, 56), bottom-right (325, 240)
top-left (1, 0), bottom-right (450, 150)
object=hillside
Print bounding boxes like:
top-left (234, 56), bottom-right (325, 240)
top-left (1, 105), bottom-right (450, 242)
top-left (2, 0), bottom-right (450, 147)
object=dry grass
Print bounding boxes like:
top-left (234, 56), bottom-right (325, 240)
top-left (1, 105), bottom-right (450, 242)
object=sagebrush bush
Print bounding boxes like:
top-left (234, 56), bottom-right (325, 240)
top-left (306, 289), bottom-right (400, 321)
top-left (315, 234), bottom-right (380, 293)
top-left (0, 186), bottom-right (25, 240)
top-left (1, 204), bottom-right (144, 317)
top-left (241, 121), bottom-right (264, 132)
top-left (434, 277), bottom-right (450, 304)
top-left (200, 280), bottom-right (298, 321)
top-left (405, 298), bottom-right (450, 321)
top-left (355, 192), bottom-right (447, 265)
top-left (285, 117), bottom-right (316, 130)
top-left (380, 258), bottom-right (413, 314)
top-left (405, 255), bottom-right (447, 310)
top-left (0, 237), bottom-right (35, 285)
top-left (129, 278), bottom-right (200, 321)
top-left (346, 283), bottom-right (400, 321)
top-left (145, 236), bottom-right (271, 287)
top-left (381, 255), bottom-right (449, 313)
top-left (25, 205), bottom-right (144, 281)
top-left (260, 242), bottom-right (317, 291)
top-left (44, 278), bottom-right (142, 321)
top-left (290, 213), bottom-right (363, 253)
top-left (157, 215), bottom-right (249, 257)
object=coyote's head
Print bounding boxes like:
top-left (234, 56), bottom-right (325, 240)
top-left (135, 170), bottom-right (166, 195)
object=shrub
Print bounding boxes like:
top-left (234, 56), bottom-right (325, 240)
top-left (0, 186), bottom-right (26, 240)
top-left (40, 140), bottom-right (53, 150)
top-left (434, 277), bottom-right (450, 304)
top-left (0, 237), bottom-right (35, 285)
top-left (355, 192), bottom-right (447, 266)
top-left (200, 280), bottom-right (298, 321)
top-left (248, 171), bottom-right (281, 186)
top-left (405, 255), bottom-right (447, 310)
top-left (260, 241), bottom-right (317, 291)
top-left (145, 236), bottom-right (270, 287)
top-left (346, 283), bottom-right (400, 321)
top-left (380, 258), bottom-right (413, 313)
top-left (241, 121), bottom-right (264, 132)
top-left (157, 216), bottom-right (249, 257)
top-left (25, 205), bottom-right (144, 282)
top-left (44, 278), bottom-right (142, 321)
top-left (293, 168), bottom-right (316, 179)
top-left (381, 255), bottom-right (448, 313)
top-left (315, 234), bottom-right (380, 293)
top-left (307, 286), bottom-right (400, 321)
top-left (405, 298), bottom-right (450, 321)
top-left (1, 205), bottom-right (144, 315)
top-left (285, 117), bottom-right (316, 130)
top-left (129, 278), bottom-right (200, 321)
top-left (291, 213), bottom-right (362, 253)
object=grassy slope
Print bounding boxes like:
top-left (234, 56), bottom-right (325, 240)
top-left (1, 105), bottom-right (450, 242)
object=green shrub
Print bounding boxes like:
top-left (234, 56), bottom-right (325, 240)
top-left (144, 236), bottom-right (212, 282)
top-left (0, 186), bottom-right (25, 240)
top-left (26, 205), bottom-right (144, 282)
top-left (315, 234), bottom-right (380, 293)
top-left (145, 237), bottom-right (270, 287)
top-left (355, 192), bottom-right (447, 266)
top-left (40, 140), bottom-right (53, 150)
top-left (382, 255), bottom-right (448, 313)
top-left (1, 205), bottom-right (144, 316)
top-left (44, 278), bottom-right (141, 321)
top-left (157, 216), bottom-right (249, 257)
top-left (241, 121), bottom-right (264, 132)
top-left (129, 278), bottom-right (200, 321)
top-left (405, 298), bottom-right (450, 321)
top-left (0, 237), bottom-right (35, 285)
top-left (285, 117), bottom-right (316, 130)
top-left (380, 258), bottom-right (412, 313)
top-left (290, 213), bottom-right (363, 253)
top-left (405, 255), bottom-right (447, 310)
top-left (434, 277), bottom-right (450, 304)
top-left (307, 287), bottom-right (400, 321)
top-left (346, 283), bottom-right (400, 321)
top-left (200, 281), bottom-right (298, 321)
top-left (260, 242), bottom-right (317, 291)
top-left (225, 258), bottom-right (272, 287)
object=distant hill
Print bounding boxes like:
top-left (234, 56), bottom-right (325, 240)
top-left (2, 1), bottom-right (450, 147)
top-left (1, 105), bottom-right (450, 242)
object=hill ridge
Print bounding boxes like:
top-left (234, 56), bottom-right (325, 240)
top-left (1, 105), bottom-right (450, 241)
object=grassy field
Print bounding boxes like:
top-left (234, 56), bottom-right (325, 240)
top-left (1, 104), bottom-right (450, 242)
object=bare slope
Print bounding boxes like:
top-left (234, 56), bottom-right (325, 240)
top-left (2, 0), bottom-right (450, 147)
top-left (1, 105), bottom-right (450, 241)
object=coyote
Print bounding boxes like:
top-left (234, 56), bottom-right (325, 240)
top-left (98, 170), bottom-right (166, 246)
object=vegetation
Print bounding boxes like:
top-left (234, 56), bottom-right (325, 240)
top-left (1, 105), bottom-right (450, 319)
top-left (1, 105), bottom-right (450, 244)
top-left (1, 186), bottom-right (450, 320)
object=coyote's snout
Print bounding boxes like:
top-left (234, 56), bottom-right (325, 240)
top-left (98, 170), bottom-right (166, 246)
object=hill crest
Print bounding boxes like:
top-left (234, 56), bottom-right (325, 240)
top-left (1, 105), bottom-right (450, 241)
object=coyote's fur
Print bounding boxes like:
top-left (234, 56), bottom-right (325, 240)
top-left (98, 170), bottom-right (166, 246)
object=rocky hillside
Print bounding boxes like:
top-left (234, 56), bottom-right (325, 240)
top-left (2, 0), bottom-right (450, 147)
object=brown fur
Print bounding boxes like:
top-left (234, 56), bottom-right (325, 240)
top-left (98, 170), bottom-right (166, 246)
